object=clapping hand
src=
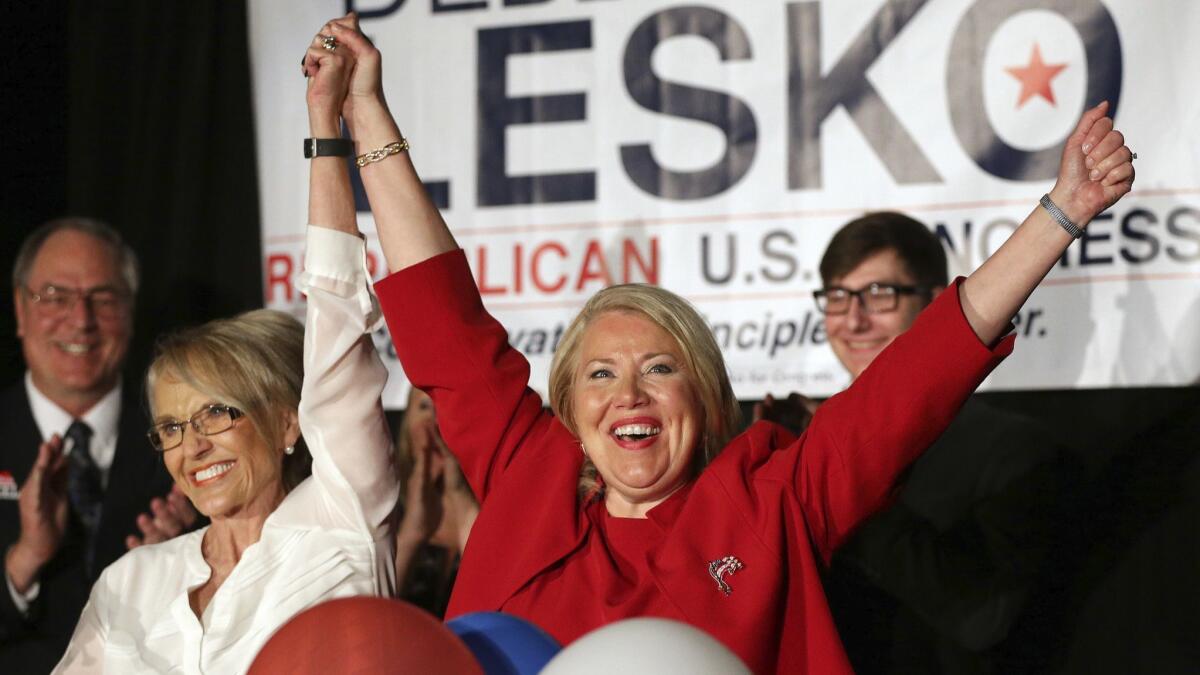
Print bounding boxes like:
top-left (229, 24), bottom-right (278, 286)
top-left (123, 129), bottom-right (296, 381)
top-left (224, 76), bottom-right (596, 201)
top-left (125, 484), bottom-right (199, 550)
top-left (5, 436), bottom-right (69, 593)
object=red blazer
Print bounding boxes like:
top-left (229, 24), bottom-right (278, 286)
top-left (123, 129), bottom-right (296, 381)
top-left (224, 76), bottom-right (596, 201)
top-left (377, 250), bottom-right (1012, 674)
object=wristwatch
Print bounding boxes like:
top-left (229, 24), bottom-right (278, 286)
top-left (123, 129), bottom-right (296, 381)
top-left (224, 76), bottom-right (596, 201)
top-left (303, 138), bottom-right (353, 158)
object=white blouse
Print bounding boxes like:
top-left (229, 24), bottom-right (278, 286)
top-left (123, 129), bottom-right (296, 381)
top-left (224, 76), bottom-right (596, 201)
top-left (53, 227), bottom-right (399, 674)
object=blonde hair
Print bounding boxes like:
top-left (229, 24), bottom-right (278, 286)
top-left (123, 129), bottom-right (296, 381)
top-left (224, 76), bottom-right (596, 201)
top-left (548, 284), bottom-right (741, 499)
top-left (146, 309), bottom-right (310, 491)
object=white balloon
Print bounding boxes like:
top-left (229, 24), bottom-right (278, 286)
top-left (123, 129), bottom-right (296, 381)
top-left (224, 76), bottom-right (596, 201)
top-left (540, 617), bottom-right (751, 675)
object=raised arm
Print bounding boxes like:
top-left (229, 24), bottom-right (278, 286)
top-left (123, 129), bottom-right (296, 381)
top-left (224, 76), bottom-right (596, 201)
top-left (792, 104), bottom-right (1133, 559)
top-left (302, 18), bottom-right (358, 238)
top-left (960, 101), bottom-right (1134, 344)
top-left (311, 14), bottom-right (563, 502)
top-left (294, 22), bottom-right (398, 532)
top-left (324, 14), bottom-right (456, 272)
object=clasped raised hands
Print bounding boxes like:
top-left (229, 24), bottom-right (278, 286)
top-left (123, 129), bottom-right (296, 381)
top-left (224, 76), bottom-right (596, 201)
top-left (302, 12), bottom-right (387, 137)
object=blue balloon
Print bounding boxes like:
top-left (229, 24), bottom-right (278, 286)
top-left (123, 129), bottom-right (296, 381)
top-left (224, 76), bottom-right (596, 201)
top-left (447, 611), bottom-right (561, 675)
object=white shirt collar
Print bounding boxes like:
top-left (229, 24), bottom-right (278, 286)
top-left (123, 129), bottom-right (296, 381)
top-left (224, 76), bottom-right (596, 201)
top-left (25, 372), bottom-right (123, 472)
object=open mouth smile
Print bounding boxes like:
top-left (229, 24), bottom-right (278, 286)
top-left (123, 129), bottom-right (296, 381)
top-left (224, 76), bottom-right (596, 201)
top-left (613, 424), bottom-right (660, 441)
top-left (609, 418), bottom-right (662, 448)
top-left (191, 461), bottom-right (235, 486)
top-left (55, 341), bottom-right (96, 355)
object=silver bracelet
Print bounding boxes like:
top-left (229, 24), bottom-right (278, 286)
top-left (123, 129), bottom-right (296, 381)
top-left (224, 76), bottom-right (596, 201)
top-left (1039, 193), bottom-right (1083, 239)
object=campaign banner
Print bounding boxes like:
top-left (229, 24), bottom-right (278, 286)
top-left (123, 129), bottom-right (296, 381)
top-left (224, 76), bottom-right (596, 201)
top-left (249, 0), bottom-right (1200, 407)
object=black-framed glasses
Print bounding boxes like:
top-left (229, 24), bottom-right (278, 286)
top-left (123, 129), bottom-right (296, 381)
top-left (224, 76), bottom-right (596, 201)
top-left (812, 283), bottom-right (929, 315)
top-left (147, 404), bottom-right (244, 451)
top-left (23, 284), bottom-right (130, 320)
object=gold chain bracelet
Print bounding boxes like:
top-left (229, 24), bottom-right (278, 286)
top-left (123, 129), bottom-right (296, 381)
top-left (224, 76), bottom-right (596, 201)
top-left (355, 139), bottom-right (410, 168)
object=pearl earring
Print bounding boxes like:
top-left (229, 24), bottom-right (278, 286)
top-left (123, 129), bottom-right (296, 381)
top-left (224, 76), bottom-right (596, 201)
top-left (284, 445), bottom-right (295, 455)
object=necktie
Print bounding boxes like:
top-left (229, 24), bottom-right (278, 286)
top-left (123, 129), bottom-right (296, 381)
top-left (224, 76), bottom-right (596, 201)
top-left (65, 420), bottom-right (103, 576)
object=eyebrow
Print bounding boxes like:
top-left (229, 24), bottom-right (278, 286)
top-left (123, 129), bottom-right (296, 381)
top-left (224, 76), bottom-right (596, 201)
top-left (152, 401), bottom-right (221, 424)
top-left (827, 278), bottom-right (911, 288)
top-left (581, 352), bottom-right (678, 366)
top-left (36, 282), bottom-right (125, 293)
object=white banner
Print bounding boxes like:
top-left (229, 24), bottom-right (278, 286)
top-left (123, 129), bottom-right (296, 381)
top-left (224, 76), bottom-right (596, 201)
top-left (250, 0), bottom-right (1200, 407)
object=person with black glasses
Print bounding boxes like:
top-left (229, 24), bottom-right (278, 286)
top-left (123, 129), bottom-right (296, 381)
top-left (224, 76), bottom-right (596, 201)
top-left (0, 218), bottom-right (187, 673)
top-left (763, 212), bottom-right (1082, 674)
top-left (813, 215), bottom-right (949, 383)
top-left (52, 175), bottom-right (399, 670)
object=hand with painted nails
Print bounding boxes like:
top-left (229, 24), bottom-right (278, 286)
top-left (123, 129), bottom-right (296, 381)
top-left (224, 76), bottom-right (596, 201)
top-left (322, 12), bottom-right (389, 138)
top-left (302, 14), bottom-right (359, 135)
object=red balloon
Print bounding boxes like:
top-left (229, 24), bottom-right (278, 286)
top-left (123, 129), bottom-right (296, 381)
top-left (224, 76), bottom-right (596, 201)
top-left (249, 597), bottom-right (482, 675)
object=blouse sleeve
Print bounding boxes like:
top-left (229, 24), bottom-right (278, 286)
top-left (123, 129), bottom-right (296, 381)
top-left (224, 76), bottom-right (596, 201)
top-left (374, 250), bottom-right (558, 503)
top-left (792, 279), bottom-right (1015, 563)
top-left (293, 226), bottom-right (399, 533)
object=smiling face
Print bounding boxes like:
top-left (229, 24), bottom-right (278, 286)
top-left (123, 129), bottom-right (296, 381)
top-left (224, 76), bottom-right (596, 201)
top-left (15, 229), bottom-right (132, 415)
top-left (825, 248), bottom-right (932, 380)
top-left (153, 377), bottom-right (292, 520)
top-left (571, 311), bottom-right (704, 518)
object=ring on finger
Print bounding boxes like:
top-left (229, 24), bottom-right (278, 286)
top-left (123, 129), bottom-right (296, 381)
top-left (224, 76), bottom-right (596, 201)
top-left (321, 34), bottom-right (337, 51)
top-left (1130, 151), bottom-right (1137, 160)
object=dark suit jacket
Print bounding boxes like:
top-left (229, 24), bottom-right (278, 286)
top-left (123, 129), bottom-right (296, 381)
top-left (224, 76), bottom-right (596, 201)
top-left (825, 398), bottom-right (1081, 674)
top-left (0, 380), bottom-right (174, 672)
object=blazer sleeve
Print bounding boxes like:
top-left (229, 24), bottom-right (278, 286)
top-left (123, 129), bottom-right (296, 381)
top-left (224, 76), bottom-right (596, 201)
top-left (375, 250), bottom-right (557, 503)
top-left (791, 279), bottom-right (1015, 563)
top-left (293, 226), bottom-right (399, 534)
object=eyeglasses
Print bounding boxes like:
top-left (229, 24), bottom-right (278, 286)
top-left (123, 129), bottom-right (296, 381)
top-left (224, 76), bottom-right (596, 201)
top-left (23, 284), bottom-right (130, 320)
top-left (147, 404), bottom-right (244, 451)
top-left (812, 283), bottom-right (929, 315)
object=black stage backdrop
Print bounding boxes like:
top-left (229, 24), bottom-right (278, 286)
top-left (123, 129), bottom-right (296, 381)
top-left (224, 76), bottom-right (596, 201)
top-left (2, 2), bottom-right (1197, 673)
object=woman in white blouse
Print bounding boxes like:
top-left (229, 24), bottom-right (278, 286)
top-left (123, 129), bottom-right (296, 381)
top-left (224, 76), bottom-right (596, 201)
top-left (52, 26), bottom-right (398, 675)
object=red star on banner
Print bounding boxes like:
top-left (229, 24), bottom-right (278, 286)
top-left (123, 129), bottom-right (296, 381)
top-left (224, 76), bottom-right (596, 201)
top-left (1004, 43), bottom-right (1068, 108)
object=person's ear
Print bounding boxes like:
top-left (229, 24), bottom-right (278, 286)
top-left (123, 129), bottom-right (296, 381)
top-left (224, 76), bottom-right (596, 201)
top-left (926, 285), bottom-right (947, 308)
top-left (14, 288), bottom-right (27, 339)
top-left (281, 409), bottom-right (301, 449)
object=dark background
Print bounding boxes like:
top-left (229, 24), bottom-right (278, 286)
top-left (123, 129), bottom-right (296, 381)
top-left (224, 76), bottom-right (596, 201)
top-left (2, 2), bottom-right (262, 395)
top-left (3, 2), bottom-right (1197, 672)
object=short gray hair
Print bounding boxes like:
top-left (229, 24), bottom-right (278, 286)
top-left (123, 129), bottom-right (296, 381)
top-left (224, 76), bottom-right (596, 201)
top-left (147, 309), bottom-right (311, 491)
top-left (12, 217), bottom-right (140, 295)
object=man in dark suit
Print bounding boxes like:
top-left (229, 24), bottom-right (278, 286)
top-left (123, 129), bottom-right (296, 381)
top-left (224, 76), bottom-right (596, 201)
top-left (1, 218), bottom-right (179, 671)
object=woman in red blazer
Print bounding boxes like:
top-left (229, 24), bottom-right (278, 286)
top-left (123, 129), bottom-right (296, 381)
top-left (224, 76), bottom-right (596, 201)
top-left (306, 14), bottom-right (1135, 674)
